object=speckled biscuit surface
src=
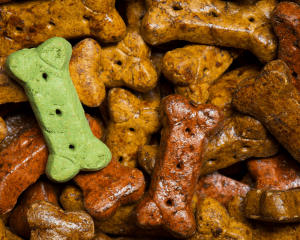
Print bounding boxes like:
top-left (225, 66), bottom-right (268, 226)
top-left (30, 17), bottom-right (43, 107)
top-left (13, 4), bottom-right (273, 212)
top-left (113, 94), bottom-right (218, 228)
top-left (5, 37), bottom-right (111, 182)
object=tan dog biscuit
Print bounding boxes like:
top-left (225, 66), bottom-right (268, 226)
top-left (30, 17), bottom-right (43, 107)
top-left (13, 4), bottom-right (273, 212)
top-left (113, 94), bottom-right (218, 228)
top-left (27, 200), bottom-right (94, 240)
top-left (142, 0), bottom-right (278, 62)
top-left (60, 184), bottom-right (85, 212)
top-left (233, 60), bottom-right (300, 162)
top-left (196, 171), bottom-right (251, 208)
top-left (244, 189), bottom-right (300, 222)
top-left (0, 218), bottom-right (23, 240)
top-left (104, 87), bottom-right (161, 168)
top-left (74, 157), bottom-right (145, 221)
top-left (0, 118), bottom-right (7, 144)
top-left (247, 153), bottom-right (300, 190)
top-left (9, 181), bottom-right (58, 239)
top-left (134, 94), bottom-right (224, 238)
top-left (188, 198), bottom-right (252, 240)
top-left (162, 45), bottom-right (240, 104)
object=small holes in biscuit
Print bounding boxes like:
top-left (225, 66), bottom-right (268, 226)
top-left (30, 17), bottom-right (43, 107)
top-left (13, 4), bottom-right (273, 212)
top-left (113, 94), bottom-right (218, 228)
top-left (248, 17), bottom-right (255, 22)
top-left (56, 109), bottom-right (62, 116)
top-left (166, 199), bottom-right (173, 206)
top-left (83, 15), bottom-right (90, 21)
top-left (69, 144), bottom-right (75, 150)
top-left (210, 11), bottom-right (218, 17)
top-left (116, 61), bottom-right (122, 66)
top-left (176, 162), bottom-right (182, 169)
top-left (42, 73), bottom-right (48, 80)
top-left (185, 128), bottom-right (191, 133)
top-left (15, 27), bottom-right (23, 32)
top-left (129, 128), bottom-right (135, 132)
top-left (172, 4), bottom-right (182, 11)
top-left (293, 72), bottom-right (298, 78)
top-left (49, 21), bottom-right (56, 26)
top-left (118, 156), bottom-right (123, 163)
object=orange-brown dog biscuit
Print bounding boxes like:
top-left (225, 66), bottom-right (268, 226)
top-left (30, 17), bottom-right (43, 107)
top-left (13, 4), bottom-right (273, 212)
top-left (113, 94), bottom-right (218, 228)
top-left (134, 94), bottom-right (224, 238)
top-left (142, 0), bottom-right (278, 62)
top-left (27, 200), bottom-right (94, 240)
top-left (60, 184), bottom-right (85, 212)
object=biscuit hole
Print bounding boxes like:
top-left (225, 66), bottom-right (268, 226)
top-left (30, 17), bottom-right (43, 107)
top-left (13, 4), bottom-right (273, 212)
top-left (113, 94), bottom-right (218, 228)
top-left (118, 156), bottom-right (123, 163)
top-left (185, 128), bottom-right (191, 133)
top-left (166, 199), bottom-right (173, 206)
top-left (15, 27), bottom-right (23, 32)
top-left (49, 21), bottom-right (55, 26)
top-left (129, 128), bottom-right (135, 132)
top-left (172, 4), bottom-right (182, 11)
top-left (116, 60), bottom-right (122, 66)
top-left (69, 144), bottom-right (75, 150)
top-left (176, 162), bottom-right (182, 169)
top-left (248, 17), bottom-right (255, 22)
top-left (56, 109), bottom-right (61, 115)
top-left (210, 11), bottom-right (218, 17)
top-left (83, 15), bottom-right (90, 21)
top-left (293, 72), bottom-right (298, 78)
top-left (42, 73), bottom-right (48, 80)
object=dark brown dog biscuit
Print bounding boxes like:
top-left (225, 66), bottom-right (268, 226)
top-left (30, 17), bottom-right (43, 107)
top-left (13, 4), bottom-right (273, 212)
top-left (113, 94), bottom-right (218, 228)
top-left (74, 157), bottom-right (145, 221)
top-left (247, 153), bottom-right (300, 190)
top-left (196, 171), bottom-right (251, 208)
top-left (142, 0), bottom-right (278, 62)
top-left (233, 60), bottom-right (300, 162)
top-left (273, 2), bottom-right (300, 91)
top-left (27, 200), bottom-right (94, 240)
top-left (9, 181), bottom-right (58, 239)
top-left (134, 94), bottom-right (224, 238)
top-left (60, 184), bottom-right (85, 212)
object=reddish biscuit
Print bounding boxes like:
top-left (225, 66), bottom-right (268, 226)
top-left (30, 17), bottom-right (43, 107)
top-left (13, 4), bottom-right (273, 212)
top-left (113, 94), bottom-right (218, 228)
top-left (196, 171), bottom-right (251, 208)
top-left (0, 114), bottom-right (100, 214)
top-left (9, 181), bottom-right (58, 239)
top-left (273, 2), bottom-right (300, 91)
top-left (74, 157), bottom-right (145, 221)
top-left (134, 94), bottom-right (224, 238)
top-left (247, 153), bottom-right (300, 190)
top-left (27, 200), bottom-right (94, 240)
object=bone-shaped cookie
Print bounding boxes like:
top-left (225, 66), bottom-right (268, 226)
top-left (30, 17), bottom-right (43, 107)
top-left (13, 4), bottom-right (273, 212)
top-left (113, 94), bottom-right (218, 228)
top-left (74, 157), bottom-right (145, 220)
top-left (0, 0), bottom-right (126, 64)
top-left (247, 153), bottom-right (300, 190)
top-left (273, 2), bottom-right (300, 91)
top-left (104, 87), bottom-right (161, 168)
top-left (134, 94), bottom-right (224, 238)
top-left (244, 189), bottom-right (300, 222)
top-left (141, 0), bottom-right (278, 62)
top-left (162, 44), bottom-right (240, 104)
top-left (27, 201), bottom-right (94, 240)
top-left (233, 60), bottom-right (300, 163)
top-left (5, 37), bottom-right (112, 182)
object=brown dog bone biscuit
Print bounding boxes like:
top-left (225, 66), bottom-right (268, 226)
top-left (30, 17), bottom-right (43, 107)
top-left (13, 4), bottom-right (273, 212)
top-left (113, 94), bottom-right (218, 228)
top-left (247, 153), bottom-right (300, 190)
top-left (196, 171), bottom-right (251, 208)
top-left (187, 197), bottom-right (252, 240)
top-left (60, 184), bottom-right (86, 212)
top-left (104, 87), bottom-right (161, 168)
top-left (0, 113), bottom-right (100, 214)
top-left (244, 189), bottom-right (300, 222)
top-left (125, 0), bottom-right (147, 29)
top-left (233, 60), bottom-right (300, 162)
top-left (134, 94), bottom-right (224, 238)
top-left (0, 0), bottom-right (126, 63)
top-left (100, 28), bottom-right (158, 92)
top-left (0, 117), bottom-right (7, 144)
top-left (207, 65), bottom-right (261, 119)
top-left (201, 112), bottom-right (279, 176)
top-left (162, 44), bottom-right (240, 104)
top-left (74, 157), bottom-right (145, 221)
top-left (69, 38), bottom-right (105, 108)
top-left (138, 145), bottom-right (158, 175)
top-left (27, 200), bottom-right (94, 240)
top-left (142, 0), bottom-right (278, 62)
top-left (272, 2), bottom-right (300, 91)
top-left (9, 180), bottom-right (58, 239)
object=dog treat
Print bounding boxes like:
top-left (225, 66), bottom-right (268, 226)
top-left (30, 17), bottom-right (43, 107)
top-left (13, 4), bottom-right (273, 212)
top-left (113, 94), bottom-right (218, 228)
top-left (74, 157), bottom-right (145, 220)
top-left (104, 87), bottom-right (161, 168)
top-left (273, 2), bottom-right (300, 91)
top-left (0, 0), bottom-right (126, 64)
top-left (196, 171), bottom-right (251, 208)
top-left (5, 37), bottom-right (112, 182)
top-left (201, 113), bottom-right (279, 176)
top-left (69, 38), bottom-right (105, 107)
top-left (134, 94), bottom-right (224, 238)
top-left (207, 65), bottom-right (261, 119)
top-left (92, 232), bottom-right (113, 240)
top-left (233, 60), bottom-right (300, 162)
top-left (187, 197), bottom-right (252, 240)
top-left (0, 107), bottom-right (36, 152)
top-left (141, 0), bottom-right (278, 62)
top-left (125, 0), bottom-right (147, 29)
top-left (100, 28), bottom-right (157, 92)
top-left (60, 184), bottom-right (85, 212)
top-left (0, 113), bottom-right (101, 215)
top-left (0, 218), bottom-right (23, 240)
top-left (0, 118), bottom-right (6, 144)
top-left (162, 45), bottom-right (240, 104)
top-left (247, 153), bottom-right (300, 190)
top-left (138, 145), bottom-right (158, 175)
top-left (27, 200), bottom-right (94, 240)
top-left (9, 181), bottom-right (58, 239)
top-left (244, 189), bottom-right (300, 222)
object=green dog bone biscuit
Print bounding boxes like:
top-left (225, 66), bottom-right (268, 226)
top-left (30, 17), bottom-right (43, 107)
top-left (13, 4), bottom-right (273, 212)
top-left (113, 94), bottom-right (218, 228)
top-left (5, 37), bottom-right (112, 182)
